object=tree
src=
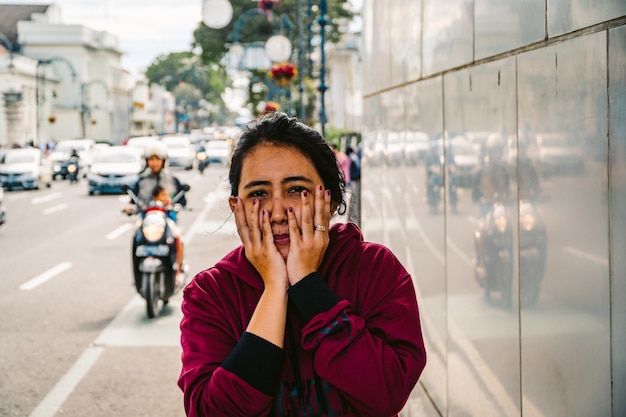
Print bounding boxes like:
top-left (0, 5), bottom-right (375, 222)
top-left (145, 52), bottom-right (227, 106)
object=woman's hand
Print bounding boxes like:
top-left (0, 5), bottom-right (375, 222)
top-left (232, 196), bottom-right (288, 291)
top-left (286, 184), bottom-right (332, 285)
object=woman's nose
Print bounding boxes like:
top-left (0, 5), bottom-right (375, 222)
top-left (268, 196), bottom-right (288, 223)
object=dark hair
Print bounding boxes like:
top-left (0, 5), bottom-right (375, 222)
top-left (152, 184), bottom-right (166, 199)
top-left (228, 112), bottom-right (346, 212)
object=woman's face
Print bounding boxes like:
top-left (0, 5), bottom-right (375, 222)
top-left (235, 143), bottom-right (324, 260)
top-left (147, 156), bottom-right (164, 173)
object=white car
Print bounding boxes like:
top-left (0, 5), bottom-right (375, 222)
top-left (0, 148), bottom-right (53, 190)
top-left (203, 140), bottom-right (232, 166)
top-left (161, 135), bottom-right (195, 169)
top-left (87, 146), bottom-right (145, 195)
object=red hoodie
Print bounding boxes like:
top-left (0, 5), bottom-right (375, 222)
top-left (178, 222), bottom-right (426, 417)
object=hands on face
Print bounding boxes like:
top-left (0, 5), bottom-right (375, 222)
top-left (232, 184), bottom-right (332, 289)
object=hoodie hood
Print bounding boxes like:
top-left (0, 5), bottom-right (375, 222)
top-left (215, 222), bottom-right (364, 290)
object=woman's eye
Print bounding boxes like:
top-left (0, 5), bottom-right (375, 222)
top-left (289, 186), bottom-right (307, 194)
top-left (249, 190), bottom-right (267, 198)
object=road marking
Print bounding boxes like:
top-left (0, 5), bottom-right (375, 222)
top-left (19, 262), bottom-right (72, 291)
top-left (6, 192), bottom-right (31, 202)
top-left (564, 246), bottom-right (608, 266)
top-left (43, 203), bottom-right (67, 215)
top-left (27, 346), bottom-right (104, 417)
top-left (32, 192), bottom-right (62, 205)
top-left (106, 223), bottom-right (134, 240)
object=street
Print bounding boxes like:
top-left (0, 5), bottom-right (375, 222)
top-left (0, 166), bottom-right (238, 417)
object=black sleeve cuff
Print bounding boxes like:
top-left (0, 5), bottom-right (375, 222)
top-left (221, 332), bottom-right (284, 395)
top-left (288, 272), bottom-right (340, 322)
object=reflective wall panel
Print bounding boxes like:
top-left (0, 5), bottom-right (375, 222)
top-left (475, 0), bottom-right (545, 59)
top-left (609, 25), bottom-right (626, 417)
top-left (422, 0), bottom-right (473, 76)
top-left (361, 2), bottom-right (624, 416)
top-left (444, 58), bottom-right (520, 417)
top-left (389, 0), bottom-right (422, 84)
top-left (518, 31), bottom-right (611, 417)
top-left (404, 77), bottom-right (447, 415)
top-left (548, 0), bottom-right (626, 37)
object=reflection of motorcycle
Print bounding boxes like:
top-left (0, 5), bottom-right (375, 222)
top-left (67, 156), bottom-right (80, 183)
top-left (0, 187), bottom-right (5, 226)
top-left (447, 164), bottom-right (458, 213)
top-left (473, 202), bottom-right (513, 308)
top-left (126, 184), bottom-right (190, 318)
top-left (518, 201), bottom-right (547, 307)
top-left (427, 164), bottom-right (442, 214)
top-left (196, 148), bottom-right (209, 174)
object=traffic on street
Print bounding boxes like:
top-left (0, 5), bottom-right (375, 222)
top-left (0, 165), bottom-right (238, 417)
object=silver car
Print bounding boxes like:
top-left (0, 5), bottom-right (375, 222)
top-left (0, 148), bottom-right (53, 190)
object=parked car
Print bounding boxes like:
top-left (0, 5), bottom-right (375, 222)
top-left (437, 136), bottom-right (481, 188)
top-left (203, 140), bottom-right (232, 166)
top-left (49, 139), bottom-right (95, 179)
top-left (405, 131), bottom-right (430, 165)
top-left (161, 135), bottom-right (195, 169)
top-left (87, 146), bottom-right (144, 195)
top-left (0, 148), bottom-right (53, 190)
top-left (535, 132), bottom-right (585, 176)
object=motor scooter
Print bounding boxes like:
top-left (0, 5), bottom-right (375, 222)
top-left (473, 202), bottom-right (514, 308)
top-left (426, 163), bottom-right (442, 214)
top-left (0, 187), bottom-right (5, 226)
top-left (67, 156), bottom-right (80, 184)
top-left (518, 200), bottom-right (547, 307)
top-left (125, 184), bottom-right (190, 318)
top-left (196, 147), bottom-right (209, 174)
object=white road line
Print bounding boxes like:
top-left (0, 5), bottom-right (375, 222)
top-left (6, 192), bottom-right (30, 202)
top-left (564, 246), bottom-right (609, 266)
top-left (27, 188), bottom-right (227, 416)
top-left (19, 262), bottom-right (72, 291)
top-left (32, 192), bottom-right (62, 205)
top-left (27, 346), bottom-right (104, 417)
top-left (106, 223), bottom-right (134, 240)
top-left (43, 203), bottom-right (67, 215)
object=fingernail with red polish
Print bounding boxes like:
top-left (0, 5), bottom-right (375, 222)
top-left (318, 185), bottom-right (323, 191)
top-left (288, 207), bottom-right (293, 213)
top-left (303, 190), bottom-right (308, 197)
top-left (325, 190), bottom-right (331, 197)
top-left (253, 198), bottom-right (258, 205)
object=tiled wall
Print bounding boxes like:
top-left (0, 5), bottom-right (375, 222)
top-left (360, 1), bottom-right (625, 416)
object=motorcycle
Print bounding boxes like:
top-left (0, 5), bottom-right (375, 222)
top-left (426, 163), bottom-right (443, 214)
top-left (518, 200), bottom-right (547, 307)
top-left (0, 187), bottom-right (5, 226)
top-left (473, 202), bottom-right (514, 308)
top-left (196, 148), bottom-right (209, 174)
top-left (67, 156), bottom-right (80, 183)
top-left (125, 184), bottom-right (190, 318)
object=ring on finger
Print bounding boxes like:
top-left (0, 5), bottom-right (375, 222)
top-left (314, 225), bottom-right (326, 232)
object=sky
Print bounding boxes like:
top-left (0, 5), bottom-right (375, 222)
top-left (4, 0), bottom-right (362, 77)
top-left (6, 0), bottom-right (204, 76)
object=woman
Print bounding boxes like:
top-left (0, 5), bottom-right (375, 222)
top-left (178, 112), bottom-right (426, 416)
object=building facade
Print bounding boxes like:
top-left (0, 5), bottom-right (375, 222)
top-left (360, 1), bottom-right (626, 416)
top-left (0, 4), bottom-right (132, 147)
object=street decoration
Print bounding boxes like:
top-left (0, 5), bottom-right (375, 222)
top-left (258, 0), bottom-right (280, 21)
top-left (269, 62), bottom-right (297, 87)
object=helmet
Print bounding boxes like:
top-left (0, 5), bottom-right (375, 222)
top-left (143, 141), bottom-right (168, 161)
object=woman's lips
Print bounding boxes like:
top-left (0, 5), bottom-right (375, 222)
top-left (273, 234), bottom-right (290, 245)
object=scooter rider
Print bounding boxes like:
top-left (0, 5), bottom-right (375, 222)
top-left (124, 141), bottom-right (187, 215)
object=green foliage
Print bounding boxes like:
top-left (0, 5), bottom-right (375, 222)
top-left (144, 52), bottom-right (227, 106)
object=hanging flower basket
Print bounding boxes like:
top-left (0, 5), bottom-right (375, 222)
top-left (258, 0), bottom-right (280, 11)
top-left (269, 62), bottom-right (297, 87)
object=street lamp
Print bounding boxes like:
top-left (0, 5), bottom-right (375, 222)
top-left (81, 79), bottom-right (109, 139)
top-left (36, 56), bottom-right (78, 139)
